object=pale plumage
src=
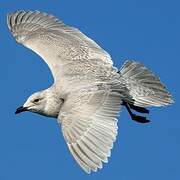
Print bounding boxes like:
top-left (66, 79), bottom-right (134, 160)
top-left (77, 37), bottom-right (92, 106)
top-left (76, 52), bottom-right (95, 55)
top-left (8, 10), bottom-right (173, 174)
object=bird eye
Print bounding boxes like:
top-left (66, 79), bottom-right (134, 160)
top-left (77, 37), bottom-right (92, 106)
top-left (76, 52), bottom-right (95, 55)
top-left (33, 99), bottom-right (40, 103)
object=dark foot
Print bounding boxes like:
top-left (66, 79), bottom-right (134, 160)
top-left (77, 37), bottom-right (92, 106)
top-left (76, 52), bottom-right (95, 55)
top-left (131, 114), bottom-right (150, 124)
top-left (128, 104), bottom-right (149, 114)
top-left (122, 100), bottom-right (151, 124)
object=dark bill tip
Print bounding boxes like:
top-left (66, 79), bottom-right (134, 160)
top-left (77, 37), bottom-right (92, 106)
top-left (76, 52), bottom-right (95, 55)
top-left (15, 106), bottom-right (27, 114)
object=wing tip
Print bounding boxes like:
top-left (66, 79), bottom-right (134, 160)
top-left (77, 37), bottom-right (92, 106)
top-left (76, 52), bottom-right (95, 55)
top-left (7, 10), bottom-right (64, 38)
top-left (7, 10), bottom-right (24, 31)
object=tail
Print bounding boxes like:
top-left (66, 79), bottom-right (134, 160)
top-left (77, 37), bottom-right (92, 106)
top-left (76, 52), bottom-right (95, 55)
top-left (120, 60), bottom-right (174, 107)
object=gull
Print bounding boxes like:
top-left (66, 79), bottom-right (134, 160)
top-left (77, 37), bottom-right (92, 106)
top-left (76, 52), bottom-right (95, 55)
top-left (7, 10), bottom-right (173, 174)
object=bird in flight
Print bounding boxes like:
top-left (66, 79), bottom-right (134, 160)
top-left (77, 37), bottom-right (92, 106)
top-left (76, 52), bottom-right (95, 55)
top-left (7, 10), bottom-right (173, 173)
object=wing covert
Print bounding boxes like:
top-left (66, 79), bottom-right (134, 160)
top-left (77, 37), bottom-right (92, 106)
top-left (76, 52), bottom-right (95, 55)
top-left (7, 10), bottom-right (113, 80)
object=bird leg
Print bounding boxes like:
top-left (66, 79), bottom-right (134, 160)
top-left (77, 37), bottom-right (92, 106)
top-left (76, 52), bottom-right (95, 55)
top-left (122, 101), bottom-right (150, 123)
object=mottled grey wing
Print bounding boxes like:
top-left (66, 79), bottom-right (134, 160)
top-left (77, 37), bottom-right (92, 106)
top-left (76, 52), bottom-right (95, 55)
top-left (58, 85), bottom-right (122, 173)
top-left (7, 11), bottom-right (113, 80)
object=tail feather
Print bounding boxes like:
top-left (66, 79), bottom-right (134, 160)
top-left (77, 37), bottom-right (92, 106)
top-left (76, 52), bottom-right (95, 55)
top-left (120, 60), bottom-right (174, 107)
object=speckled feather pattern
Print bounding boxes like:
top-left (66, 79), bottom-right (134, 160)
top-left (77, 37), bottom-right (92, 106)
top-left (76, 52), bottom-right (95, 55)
top-left (7, 10), bottom-right (173, 174)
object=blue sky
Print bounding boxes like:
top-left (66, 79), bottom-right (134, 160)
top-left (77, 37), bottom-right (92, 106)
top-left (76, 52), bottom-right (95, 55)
top-left (0, 0), bottom-right (179, 179)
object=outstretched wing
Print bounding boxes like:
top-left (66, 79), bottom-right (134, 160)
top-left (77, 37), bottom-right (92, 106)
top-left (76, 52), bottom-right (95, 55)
top-left (7, 11), bottom-right (113, 80)
top-left (58, 84), bottom-right (123, 173)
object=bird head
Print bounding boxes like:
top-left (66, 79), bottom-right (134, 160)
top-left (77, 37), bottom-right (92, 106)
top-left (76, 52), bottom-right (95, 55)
top-left (15, 91), bottom-right (47, 115)
top-left (15, 89), bottom-right (64, 118)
